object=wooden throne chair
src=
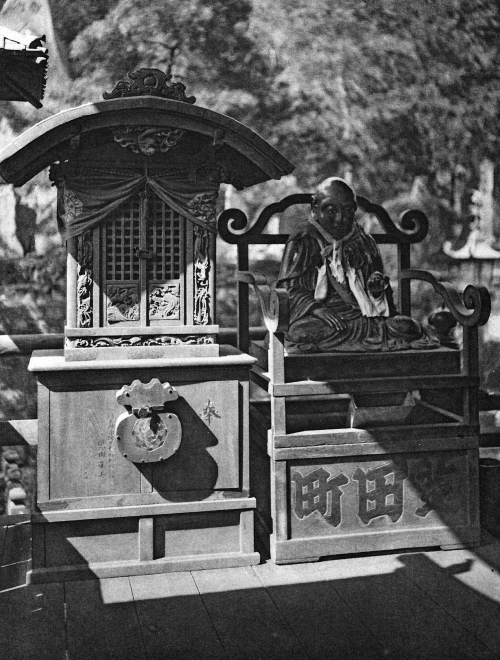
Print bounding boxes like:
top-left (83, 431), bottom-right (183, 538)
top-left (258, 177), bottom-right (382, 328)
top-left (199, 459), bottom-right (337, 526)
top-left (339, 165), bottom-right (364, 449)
top-left (219, 193), bottom-right (491, 564)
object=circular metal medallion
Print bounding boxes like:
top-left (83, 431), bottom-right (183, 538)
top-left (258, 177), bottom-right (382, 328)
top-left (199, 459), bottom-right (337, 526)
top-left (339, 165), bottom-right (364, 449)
top-left (132, 414), bottom-right (168, 452)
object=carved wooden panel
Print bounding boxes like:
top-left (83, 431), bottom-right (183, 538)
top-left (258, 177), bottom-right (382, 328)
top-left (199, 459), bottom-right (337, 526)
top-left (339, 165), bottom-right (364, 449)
top-left (289, 451), bottom-right (473, 540)
top-left (103, 68), bottom-right (196, 104)
top-left (193, 226), bottom-right (211, 325)
top-left (77, 230), bottom-right (93, 328)
top-left (71, 334), bottom-right (215, 348)
top-left (112, 126), bottom-right (185, 156)
top-left (149, 283), bottom-right (180, 320)
top-left (188, 192), bottom-right (216, 326)
top-left (106, 284), bottom-right (140, 323)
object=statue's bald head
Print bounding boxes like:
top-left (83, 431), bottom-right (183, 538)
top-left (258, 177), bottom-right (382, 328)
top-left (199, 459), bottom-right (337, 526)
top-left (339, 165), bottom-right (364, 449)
top-left (311, 177), bottom-right (358, 239)
top-left (314, 177), bottom-right (357, 209)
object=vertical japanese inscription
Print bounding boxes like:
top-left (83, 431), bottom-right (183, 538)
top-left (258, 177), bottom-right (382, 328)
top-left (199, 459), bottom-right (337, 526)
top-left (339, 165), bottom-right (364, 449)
top-left (77, 230), bottom-right (93, 328)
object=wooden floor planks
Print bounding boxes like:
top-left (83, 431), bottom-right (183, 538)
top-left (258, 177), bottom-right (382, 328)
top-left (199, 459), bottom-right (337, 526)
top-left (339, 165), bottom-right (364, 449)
top-left (314, 552), bottom-right (497, 660)
top-left (192, 566), bottom-right (306, 660)
top-left (0, 582), bottom-right (66, 660)
top-left (254, 561), bottom-right (388, 660)
top-left (129, 572), bottom-right (228, 660)
top-left (397, 548), bottom-right (500, 654)
top-left (2, 535), bottom-right (500, 659)
top-left (65, 577), bottom-right (147, 660)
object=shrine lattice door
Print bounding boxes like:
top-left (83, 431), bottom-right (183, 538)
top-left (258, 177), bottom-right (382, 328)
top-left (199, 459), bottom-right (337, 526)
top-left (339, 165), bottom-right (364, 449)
top-left (102, 192), bottom-right (187, 327)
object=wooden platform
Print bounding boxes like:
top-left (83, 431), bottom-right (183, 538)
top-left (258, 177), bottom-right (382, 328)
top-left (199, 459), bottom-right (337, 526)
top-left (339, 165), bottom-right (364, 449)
top-left (250, 340), bottom-right (462, 381)
top-left (2, 519), bottom-right (500, 659)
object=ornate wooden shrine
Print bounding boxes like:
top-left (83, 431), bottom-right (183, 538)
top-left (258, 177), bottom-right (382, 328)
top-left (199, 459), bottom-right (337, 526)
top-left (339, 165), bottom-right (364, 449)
top-left (0, 69), bottom-right (294, 582)
top-left (219, 191), bottom-right (491, 564)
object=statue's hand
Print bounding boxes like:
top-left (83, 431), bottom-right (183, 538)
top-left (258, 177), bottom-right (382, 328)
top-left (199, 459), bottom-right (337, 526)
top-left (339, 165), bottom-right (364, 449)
top-left (312, 307), bottom-right (346, 331)
top-left (367, 271), bottom-right (389, 299)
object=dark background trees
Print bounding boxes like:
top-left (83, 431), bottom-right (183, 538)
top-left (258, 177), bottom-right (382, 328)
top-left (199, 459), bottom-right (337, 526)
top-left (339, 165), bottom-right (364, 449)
top-left (1, 0), bottom-right (500, 310)
top-left (4, 0), bottom-right (500, 203)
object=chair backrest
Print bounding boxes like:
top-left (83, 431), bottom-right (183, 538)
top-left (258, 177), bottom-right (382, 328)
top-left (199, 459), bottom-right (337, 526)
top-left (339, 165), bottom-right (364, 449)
top-left (218, 194), bottom-right (430, 353)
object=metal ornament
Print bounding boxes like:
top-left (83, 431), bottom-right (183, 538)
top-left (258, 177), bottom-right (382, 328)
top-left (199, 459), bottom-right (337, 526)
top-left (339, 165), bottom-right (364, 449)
top-left (115, 379), bottom-right (182, 463)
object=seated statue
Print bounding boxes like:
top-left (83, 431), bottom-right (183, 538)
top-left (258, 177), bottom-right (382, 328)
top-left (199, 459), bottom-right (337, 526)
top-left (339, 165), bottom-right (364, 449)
top-left (276, 177), bottom-right (439, 353)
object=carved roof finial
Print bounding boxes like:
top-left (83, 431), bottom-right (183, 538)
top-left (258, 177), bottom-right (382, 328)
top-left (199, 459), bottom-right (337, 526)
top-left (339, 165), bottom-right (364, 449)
top-left (103, 68), bottom-right (196, 104)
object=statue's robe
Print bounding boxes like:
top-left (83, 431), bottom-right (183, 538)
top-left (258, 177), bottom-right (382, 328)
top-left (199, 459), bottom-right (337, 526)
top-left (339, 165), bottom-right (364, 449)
top-left (276, 221), bottom-right (439, 353)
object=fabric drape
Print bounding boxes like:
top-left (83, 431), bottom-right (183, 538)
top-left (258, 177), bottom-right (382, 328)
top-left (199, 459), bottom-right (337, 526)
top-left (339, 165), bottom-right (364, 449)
top-left (56, 169), bottom-right (218, 240)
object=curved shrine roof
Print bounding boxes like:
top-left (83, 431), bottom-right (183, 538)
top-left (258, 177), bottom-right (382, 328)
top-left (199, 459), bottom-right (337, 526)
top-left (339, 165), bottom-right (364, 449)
top-left (0, 95), bottom-right (294, 188)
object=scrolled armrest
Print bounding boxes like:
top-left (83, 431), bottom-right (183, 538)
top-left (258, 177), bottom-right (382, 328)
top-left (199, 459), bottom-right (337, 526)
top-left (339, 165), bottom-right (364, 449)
top-left (237, 270), bottom-right (290, 333)
top-left (401, 268), bottom-right (491, 327)
top-left (218, 208), bottom-right (250, 244)
top-left (356, 196), bottom-right (429, 243)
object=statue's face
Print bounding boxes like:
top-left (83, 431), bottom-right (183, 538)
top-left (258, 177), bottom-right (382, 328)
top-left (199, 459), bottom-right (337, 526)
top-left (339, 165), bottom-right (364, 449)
top-left (316, 193), bottom-right (356, 240)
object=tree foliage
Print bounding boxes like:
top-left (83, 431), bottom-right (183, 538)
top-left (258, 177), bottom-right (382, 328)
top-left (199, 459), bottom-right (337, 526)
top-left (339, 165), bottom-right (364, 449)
top-left (62, 0), bottom-right (267, 111)
top-left (246, 0), bottom-right (500, 199)
top-left (2, 0), bottom-right (500, 213)
top-left (3, 0), bottom-right (499, 202)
